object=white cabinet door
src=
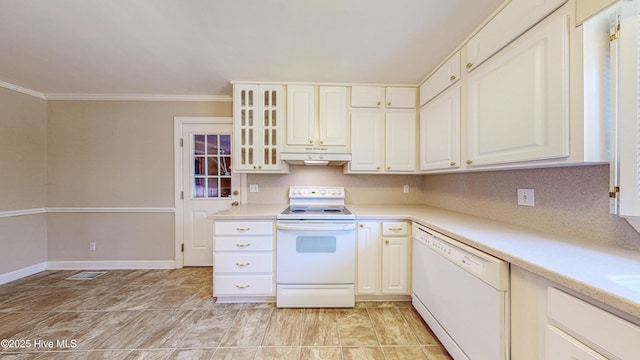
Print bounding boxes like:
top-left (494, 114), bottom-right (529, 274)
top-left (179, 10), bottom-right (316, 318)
top-left (233, 84), bottom-right (286, 172)
top-left (385, 110), bottom-right (416, 172)
top-left (350, 109), bottom-right (384, 172)
top-left (386, 87), bottom-right (416, 109)
top-left (381, 236), bottom-right (408, 294)
top-left (466, 14), bottom-right (569, 167)
top-left (420, 87), bottom-right (461, 171)
top-left (465, 0), bottom-right (567, 71)
top-left (286, 85), bottom-right (315, 146)
top-left (351, 86), bottom-right (385, 108)
top-left (357, 222), bottom-right (380, 295)
top-left (319, 86), bottom-right (348, 147)
top-left (420, 52), bottom-right (461, 106)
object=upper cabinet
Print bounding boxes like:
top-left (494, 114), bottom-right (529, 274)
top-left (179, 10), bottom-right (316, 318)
top-left (349, 86), bottom-right (417, 173)
top-left (465, 12), bottom-right (569, 167)
top-left (420, 52), bottom-right (461, 106)
top-left (285, 85), bottom-right (349, 152)
top-left (418, 0), bottom-right (610, 174)
top-left (464, 0), bottom-right (568, 72)
top-left (351, 86), bottom-right (416, 109)
top-left (233, 84), bottom-right (289, 173)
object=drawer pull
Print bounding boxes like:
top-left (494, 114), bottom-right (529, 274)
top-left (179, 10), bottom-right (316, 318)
top-left (388, 227), bottom-right (403, 231)
top-left (385, 240), bottom-right (390, 244)
top-left (236, 284), bottom-right (251, 289)
top-left (235, 262), bottom-right (251, 267)
top-left (235, 227), bottom-right (251, 231)
top-left (235, 243), bottom-right (251, 248)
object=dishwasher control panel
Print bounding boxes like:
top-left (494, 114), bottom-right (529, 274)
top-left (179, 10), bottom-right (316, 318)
top-left (417, 230), bottom-right (484, 276)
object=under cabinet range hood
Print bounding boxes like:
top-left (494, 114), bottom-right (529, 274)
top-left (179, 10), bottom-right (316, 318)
top-left (280, 152), bottom-right (351, 166)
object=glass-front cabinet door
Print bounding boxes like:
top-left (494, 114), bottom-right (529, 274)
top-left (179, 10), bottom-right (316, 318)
top-left (233, 84), bottom-right (287, 172)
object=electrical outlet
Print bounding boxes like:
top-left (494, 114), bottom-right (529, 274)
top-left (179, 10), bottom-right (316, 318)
top-left (249, 184), bottom-right (259, 192)
top-left (89, 242), bottom-right (96, 251)
top-left (403, 185), bottom-right (409, 193)
top-left (517, 189), bottom-right (535, 207)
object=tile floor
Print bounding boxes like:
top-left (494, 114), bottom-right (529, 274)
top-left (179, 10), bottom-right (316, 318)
top-left (0, 268), bottom-right (452, 359)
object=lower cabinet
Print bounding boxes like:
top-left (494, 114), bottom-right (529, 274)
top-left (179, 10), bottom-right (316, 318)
top-left (356, 221), bottom-right (410, 296)
top-left (213, 220), bottom-right (275, 299)
top-left (511, 265), bottom-right (640, 360)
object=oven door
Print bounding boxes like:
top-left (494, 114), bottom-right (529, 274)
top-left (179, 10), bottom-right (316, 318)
top-left (276, 220), bottom-right (356, 284)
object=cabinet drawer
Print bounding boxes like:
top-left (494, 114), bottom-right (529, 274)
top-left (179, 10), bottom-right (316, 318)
top-left (547, 325), bottom-right (607, 360)
top-left (420, 52), bottom-right (460, 106)
top-left (382, 221), bottom-right (408, 236)
top-left (214, 221), bottom-right (273, 236)
top-left (215, 236), bottom-right (273, 251)
top-left (214, 275), bottom-right (273, 296)
top-left (215, 253), bottom-right (273, 273)
top-left (548, 287), bottom-right (640, 359)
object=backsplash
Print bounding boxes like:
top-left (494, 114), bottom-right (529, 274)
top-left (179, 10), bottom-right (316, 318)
top-left (421, 165), bottom-right (640, 251)
top-left (246, 166), bottom-right (424, 205)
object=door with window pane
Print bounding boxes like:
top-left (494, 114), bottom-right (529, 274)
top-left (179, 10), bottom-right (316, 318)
top-left (183, 123), bottom-right (239, 266)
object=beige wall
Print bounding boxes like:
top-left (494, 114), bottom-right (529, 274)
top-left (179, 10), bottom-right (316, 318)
top-left (46, 100), bottom-right (231, 262)
top-left (0, 87), bottom-right (47, 275)
top-left (422, 165), bottom-right (640, 251)
top-left (0, 87), bottom-right (47, 211)
top-left (247, 166), bottom-right (424, 204)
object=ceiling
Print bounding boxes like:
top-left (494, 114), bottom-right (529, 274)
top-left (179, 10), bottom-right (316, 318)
top-left (0, 0), bottom-right (504, 99)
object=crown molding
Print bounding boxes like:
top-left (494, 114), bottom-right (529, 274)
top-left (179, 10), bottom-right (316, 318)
top-left (0, 80), bottom-right (46, 100)
top-left (45, 93), bottom-right (232, 102)
top-left (0, 80), bottom-right (232, 102)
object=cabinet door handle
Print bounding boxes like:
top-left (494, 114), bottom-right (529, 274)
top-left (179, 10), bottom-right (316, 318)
top-left (235, 262), bottom-right (251, 267)
top-left (235, 227), bottom-right (251, 231)
top-left (236, 284), bottom-right (251, 289)
top-left (387, 102), bottom-right (391, 106)
top-left (377, 101), bottom-right (381, 106)
top-left (309, 139), bottom-right (313, 144)
top-left (466, 62), bottom-right (473, 69)
top-left (466, 160), bottom-right (473, 165)
top-left (450, 75), bottom-right (456, 81)
top-left (359, 224), bottom-right (364, 228)
top-left (387, 166), bottom-right (391, 170)
top-left (235, 243), bottom-right (251, 248)
top-left (385, 240), bottom-right (390, 244)
top-left (450, 162), bottom-right (456, 166)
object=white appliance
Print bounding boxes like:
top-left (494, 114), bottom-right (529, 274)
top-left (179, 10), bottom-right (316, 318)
top-left (276, 186), bottom-right (356, 307)
top-left (412, 223), bottom-right (510, 360)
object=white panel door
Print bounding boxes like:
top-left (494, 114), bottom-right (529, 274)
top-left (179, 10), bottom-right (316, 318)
top-left (357, 222), bottom-right (380, 295)
top-left (420, 87), bottom-right (461, 171)
top-left (319, 86), bottom-right (348, 147)
top-left (182, 123), bottom-right (239, 266)
top-left (385, 110), bottom-right (416, 172)
top-left (466, 14), bottom-right (569, 166)
top-left (350, 109), bottom-right (384, 172)
top-left (286, 85), bottom-right (315, 146)
top-left (381, 237), bottom-right (408, 294)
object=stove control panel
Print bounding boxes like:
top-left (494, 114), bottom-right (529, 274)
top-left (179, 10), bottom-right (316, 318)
top-left (289, 186), bottom-right (345, 199)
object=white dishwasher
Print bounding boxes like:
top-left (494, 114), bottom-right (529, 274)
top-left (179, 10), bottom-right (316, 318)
top-left (412, 223), bottom-right (510, 360)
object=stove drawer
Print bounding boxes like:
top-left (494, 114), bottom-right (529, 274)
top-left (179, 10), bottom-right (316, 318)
top-left (215, 253), bottom-right (273, 273)
top-left (215, 221), bottom-right (273, 236)
top-left (215, 236), bottom-right (273, 252)
top-left (214, 275), bottom-right (273, 296)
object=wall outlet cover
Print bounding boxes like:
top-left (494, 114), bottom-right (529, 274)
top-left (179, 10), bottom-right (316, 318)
top-left (517, 188), bottom-right (535, 206)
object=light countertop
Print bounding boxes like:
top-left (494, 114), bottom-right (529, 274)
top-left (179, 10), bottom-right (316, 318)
top-left (210, 203), bottom-right (640, 320)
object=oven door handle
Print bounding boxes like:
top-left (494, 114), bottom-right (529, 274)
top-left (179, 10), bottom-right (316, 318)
top-left (276, 222), bottom-right (356, 231)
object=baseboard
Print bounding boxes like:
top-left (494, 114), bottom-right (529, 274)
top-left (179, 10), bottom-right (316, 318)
top-left (46, 260), bottom-right (177, 270)
top-left (0, 262), bottom-right (47, 285)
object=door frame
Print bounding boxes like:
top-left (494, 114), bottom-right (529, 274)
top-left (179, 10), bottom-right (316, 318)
top-left (174, 116), bottom-right (247, 268)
